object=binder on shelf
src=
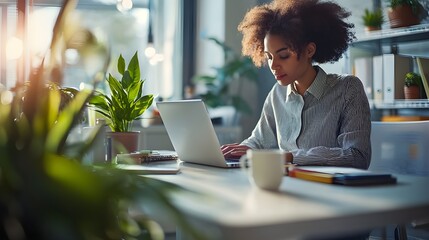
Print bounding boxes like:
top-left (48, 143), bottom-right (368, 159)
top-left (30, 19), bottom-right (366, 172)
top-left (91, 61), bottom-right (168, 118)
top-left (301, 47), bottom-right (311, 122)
top-left (416, 57), bottom-right (429, 100)
top-left (354, 57), bottom-right (373, 99)
top-left (372, 55), bottom-right (384, 101)
top-left (382, 54), bottom-right (411, 102)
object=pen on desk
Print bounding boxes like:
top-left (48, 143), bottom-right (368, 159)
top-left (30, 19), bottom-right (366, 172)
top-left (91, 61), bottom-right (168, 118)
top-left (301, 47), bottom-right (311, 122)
top-left (134, 150), bottom-right (160, 155)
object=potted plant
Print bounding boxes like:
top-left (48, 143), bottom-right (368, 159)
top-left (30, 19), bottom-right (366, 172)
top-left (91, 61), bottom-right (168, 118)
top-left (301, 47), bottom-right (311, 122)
top-left (192, 37), bottom-right (258, 125)
top-left (0, 1), bottom-right (202, 238)
top-left (89, 52), bottom-right (154, 158)
top-left (362, 8), bottom-right (384, 31)
top-left (404, 72), bottom-right (422, 99)
top-left (387, 0), bottom-right (421, 28)
top-left (1, 72), bottom-right (201, 240)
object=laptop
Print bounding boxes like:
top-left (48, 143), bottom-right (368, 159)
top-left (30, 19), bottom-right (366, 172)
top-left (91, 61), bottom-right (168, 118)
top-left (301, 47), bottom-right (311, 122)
top-left (156, 99), bottom-right (240, 168)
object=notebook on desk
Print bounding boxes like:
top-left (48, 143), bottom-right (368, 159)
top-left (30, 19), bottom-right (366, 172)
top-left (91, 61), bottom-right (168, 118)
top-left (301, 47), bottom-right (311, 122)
top-left (156, 99), bottom-right (240, 168)
top-left (288, 166), bottom-right (397, 186)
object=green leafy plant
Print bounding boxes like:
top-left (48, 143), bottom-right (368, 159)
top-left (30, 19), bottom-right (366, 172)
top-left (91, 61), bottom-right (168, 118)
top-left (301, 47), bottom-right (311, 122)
top-left (0, 80), bottom-right (197, 239)
top-left (89, 52), bottom-right (154, 132)
top-left (362, 8), bottom-right (384, 28)
top-left (0, 1), bottom-right (201, 239)
top-left (404, 72), bottom-right (422, 87)
top-left (193, 37), bottom-right (258, 115)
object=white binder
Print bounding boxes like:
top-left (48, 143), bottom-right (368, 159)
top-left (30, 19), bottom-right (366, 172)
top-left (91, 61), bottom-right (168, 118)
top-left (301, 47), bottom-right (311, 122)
top-left (354, 57), bottom-right (373, 99)
top-left (382, 54), bottom-right (411, 102)
top-left (372, 55), bottom-right (383, 101)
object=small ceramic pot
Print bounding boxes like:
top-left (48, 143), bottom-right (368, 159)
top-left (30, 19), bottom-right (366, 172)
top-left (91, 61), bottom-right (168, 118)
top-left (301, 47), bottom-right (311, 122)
top-left (404, 85), bottom-right (420, 99)
top-left (106, 131), bottom-right (140, 161)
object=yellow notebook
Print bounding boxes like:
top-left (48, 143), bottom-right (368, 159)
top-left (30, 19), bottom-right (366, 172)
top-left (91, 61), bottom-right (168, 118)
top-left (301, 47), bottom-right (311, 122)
top-left (288, 167), bottom-right (396, 186)
top-left (288, 168), bottom-right (334, 184)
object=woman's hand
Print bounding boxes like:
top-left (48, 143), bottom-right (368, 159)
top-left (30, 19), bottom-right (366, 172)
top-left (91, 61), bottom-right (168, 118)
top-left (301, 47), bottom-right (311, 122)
top-left (221, 143), bottom-right (250, 159)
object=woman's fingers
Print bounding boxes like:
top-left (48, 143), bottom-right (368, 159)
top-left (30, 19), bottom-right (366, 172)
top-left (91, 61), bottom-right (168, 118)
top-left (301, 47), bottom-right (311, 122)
top-left (221, 144), bottom-right (250, 158)
top-left (221, 143), bottom-right (239, 153)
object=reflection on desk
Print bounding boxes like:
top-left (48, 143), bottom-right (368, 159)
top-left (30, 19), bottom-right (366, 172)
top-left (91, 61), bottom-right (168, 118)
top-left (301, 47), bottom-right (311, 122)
top-left (142, 164), bottom-right (429, 240)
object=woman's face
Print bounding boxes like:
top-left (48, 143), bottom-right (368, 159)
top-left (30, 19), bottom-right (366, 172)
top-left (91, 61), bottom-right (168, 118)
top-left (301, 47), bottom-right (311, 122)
top-left (263, 33), bottom-right (313, 86)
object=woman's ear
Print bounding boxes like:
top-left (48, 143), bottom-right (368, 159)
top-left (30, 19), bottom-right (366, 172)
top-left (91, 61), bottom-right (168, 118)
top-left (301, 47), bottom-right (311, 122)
top-left (306, 42), bottom-right (316, 58)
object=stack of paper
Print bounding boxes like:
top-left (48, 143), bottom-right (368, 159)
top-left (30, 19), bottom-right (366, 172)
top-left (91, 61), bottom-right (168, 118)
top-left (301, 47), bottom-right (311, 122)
top-left (117, 150), bottom-right (178, 164)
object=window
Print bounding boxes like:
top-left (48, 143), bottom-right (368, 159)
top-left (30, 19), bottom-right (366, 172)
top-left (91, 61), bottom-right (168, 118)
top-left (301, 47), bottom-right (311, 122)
top-left (0, 0), bottom-right (183, 100)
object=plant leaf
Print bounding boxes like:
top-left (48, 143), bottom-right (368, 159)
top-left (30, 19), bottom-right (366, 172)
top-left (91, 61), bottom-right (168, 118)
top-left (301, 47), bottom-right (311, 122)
top-left (127, 81), bottom-right (143, 103)
top-left (107, 74), bottom-right (123, 96)
top-left (122, 70), bottom-right (134, 90)
top-left (118, 54), bottom-right (125, 75)
top-left (46, 88), bottom-right (61, 129)
top-left (193, 75), bottom-right (216, 84)
top-left (131, 95), bottom-right (154, 120)
top-left (128, 51), bottom-right (140, 85)
top-left (89, 93), bottom-right (110, 111)
top-left (232, 95), bottom-right (252, 114)
top-left (46, 89), bottom-right (92, 153)
top-left (90, 52), bottom-right (151, 132)
top-left (44, 153), bottom-right (103, 202)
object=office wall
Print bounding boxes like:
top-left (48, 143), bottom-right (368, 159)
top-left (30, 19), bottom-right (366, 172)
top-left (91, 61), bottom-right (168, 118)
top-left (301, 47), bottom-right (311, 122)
top-left (195, 0), bottom-right (258, 140)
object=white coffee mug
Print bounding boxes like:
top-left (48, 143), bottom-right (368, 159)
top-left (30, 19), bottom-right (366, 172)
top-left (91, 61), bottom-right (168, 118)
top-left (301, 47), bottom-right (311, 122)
top-left (240, 149), bottom-right (285, 191)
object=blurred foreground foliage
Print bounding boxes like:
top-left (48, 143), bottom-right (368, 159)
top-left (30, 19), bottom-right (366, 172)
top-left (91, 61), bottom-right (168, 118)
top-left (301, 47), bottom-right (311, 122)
top-left (0, 0), bottom-right (201, 239)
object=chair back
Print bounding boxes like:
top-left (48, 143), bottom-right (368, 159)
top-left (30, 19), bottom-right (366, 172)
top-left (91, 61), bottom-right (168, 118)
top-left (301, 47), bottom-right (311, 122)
top-left (370, 121), bottom-right (429, 176)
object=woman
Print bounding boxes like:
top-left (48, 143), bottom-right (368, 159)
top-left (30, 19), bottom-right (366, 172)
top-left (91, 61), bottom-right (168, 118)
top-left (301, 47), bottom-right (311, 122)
top-left (221, 0), bottom-right (371, 169)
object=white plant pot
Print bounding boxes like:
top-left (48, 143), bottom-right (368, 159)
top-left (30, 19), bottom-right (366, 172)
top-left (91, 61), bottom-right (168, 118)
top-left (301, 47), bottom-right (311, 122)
top-left (106, 131), bottom-right (140, 161)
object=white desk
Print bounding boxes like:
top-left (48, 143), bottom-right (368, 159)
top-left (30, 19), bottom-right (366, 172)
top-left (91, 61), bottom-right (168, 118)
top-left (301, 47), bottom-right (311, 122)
top-left (146, 163), bottom-right (429, 240)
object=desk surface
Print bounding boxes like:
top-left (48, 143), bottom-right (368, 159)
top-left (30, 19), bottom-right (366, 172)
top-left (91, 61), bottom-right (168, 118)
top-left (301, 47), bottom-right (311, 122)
top-left (147, 162), bottom-right (429, 240)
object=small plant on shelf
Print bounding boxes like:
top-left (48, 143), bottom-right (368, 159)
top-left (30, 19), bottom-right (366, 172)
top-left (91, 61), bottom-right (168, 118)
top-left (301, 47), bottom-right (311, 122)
top-left (362, 8), bottom-right (384, 31)
top-left (404, 72), bottom-right (422, 87)
top-left (388, 0), bottom-right (420, 12)
top-left (404, 72), bottom-right (422, 99)
top-left (387, 0), bottom-right (422, 28)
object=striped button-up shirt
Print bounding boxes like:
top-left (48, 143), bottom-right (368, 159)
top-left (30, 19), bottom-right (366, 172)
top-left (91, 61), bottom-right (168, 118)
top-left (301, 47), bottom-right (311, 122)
top-left (241, 66), bottom-right (371, 169)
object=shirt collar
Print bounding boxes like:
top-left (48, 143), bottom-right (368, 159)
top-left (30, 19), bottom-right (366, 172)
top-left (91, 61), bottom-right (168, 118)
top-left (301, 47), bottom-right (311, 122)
top-left (286, 66), bottom-right (327, 100)
top-left (307, 66), bottom-right (327, 100)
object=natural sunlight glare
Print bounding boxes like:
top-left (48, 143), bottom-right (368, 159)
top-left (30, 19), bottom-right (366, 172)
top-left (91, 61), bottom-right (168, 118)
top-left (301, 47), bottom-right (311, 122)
top-left (0, 90), bottom-right (13, 105)
top-left (6, 37), bottom-right (23, 60)
top-left (28, 8), bottom-right (58, 56)
top-left (65, 49), bottom-right (80, 65)
top-left (132, 8), bottom-right (149, 24)
top-left (116, 0), bottom-right (133, 12)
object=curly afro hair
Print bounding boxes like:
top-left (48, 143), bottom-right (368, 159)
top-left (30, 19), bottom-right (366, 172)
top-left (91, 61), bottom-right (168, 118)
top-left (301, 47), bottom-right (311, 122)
top-left (238, 0), bottom-right (356, 67)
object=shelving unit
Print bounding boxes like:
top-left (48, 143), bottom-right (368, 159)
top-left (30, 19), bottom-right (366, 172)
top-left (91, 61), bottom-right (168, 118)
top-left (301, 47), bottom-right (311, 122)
top-left (348, 23), bottom-right (429, 118)
top-left (352, 23), bottom-right (429, 52)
